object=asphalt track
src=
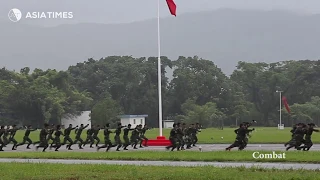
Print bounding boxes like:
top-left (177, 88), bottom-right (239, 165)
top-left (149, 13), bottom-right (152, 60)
top-left (0, 158), bottom-right (319, 170)
top-left (1, 143), bottom-right (320, 152)
top-left (1, 144), bottom-right (320, 170)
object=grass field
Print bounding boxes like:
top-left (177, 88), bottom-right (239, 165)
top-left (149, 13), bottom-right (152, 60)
top-left (1, 151), bottom-right (320, 163)
top-left (9, 127), bottom-right (320, 144)
top-left (0, 163), bottom-right (319, 180)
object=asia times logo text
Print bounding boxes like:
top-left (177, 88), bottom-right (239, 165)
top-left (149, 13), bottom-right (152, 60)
top-left (8, 8), bottom-right (73, 22)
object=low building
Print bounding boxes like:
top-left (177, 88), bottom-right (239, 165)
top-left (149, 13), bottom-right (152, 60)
top-left (61, 111), bottom-right (91, 129)
top-left (119, 115), bottom-right (148, 127)
top-left (163, 120), bottom-right (174, 128)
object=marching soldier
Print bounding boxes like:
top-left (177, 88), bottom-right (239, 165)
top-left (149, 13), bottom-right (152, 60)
top-left (83, 126), bottom-right (94, 148)
top-left (226, 123), bottom-right (254, 151)
top-left (90, 125), bottom-right (101, 147)
top-left (16, 125), bottom-right (37, 149)
top-left (130, 125), bottom-right (140, 149)
top-left (97, 123), bottom-right (113, 152)
top-left (0, 126), bottom-right (5, 151)
top-left (301, 123), bottom-right (319, 151)
top-left (62, 124), bottom-right (78, 150)
top-left (123, 124), bottom-right (133, 150)
top-left (74, 124), bottom-right (89, 149)
top-left (51, 125), bottom-right (64, 151)
top-left (36, 123), bottom-right (50, 152)
top-left (8, 125), bottom-right (19, 150)
top-left (139, 124), bottom-right (149, 147)
top-left (114, 123), bottom-right (125, 151)
top-left (166, 123), bottom-right (179, 151)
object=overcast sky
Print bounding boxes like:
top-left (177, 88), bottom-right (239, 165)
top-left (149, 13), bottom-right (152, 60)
top-left (1, 0), bottom-right (320, 25)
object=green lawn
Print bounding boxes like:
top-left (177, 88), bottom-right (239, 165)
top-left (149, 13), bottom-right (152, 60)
top-left (1, 151), bottom-right (320, 163)
top-left (10, 127), bottom-right (320, 144)
top-left (0, 163), bottom-right (318, 180)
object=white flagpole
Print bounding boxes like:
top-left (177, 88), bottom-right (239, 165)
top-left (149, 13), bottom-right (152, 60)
top-left (157, 0), bottom-right (163, 137)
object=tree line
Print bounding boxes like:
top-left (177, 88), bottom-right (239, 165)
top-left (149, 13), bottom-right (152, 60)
top-left (1, 56), bottom-right (319, 127)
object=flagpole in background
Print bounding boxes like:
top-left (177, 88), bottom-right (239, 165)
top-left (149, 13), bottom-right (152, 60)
top-left (144, 0), bottom-right (176, 145)
top-left (157, 0), bottom-right (163, 137)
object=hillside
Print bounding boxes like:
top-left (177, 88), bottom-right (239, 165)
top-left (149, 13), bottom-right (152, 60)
top-left (1, 9), bottom-right (320, 74)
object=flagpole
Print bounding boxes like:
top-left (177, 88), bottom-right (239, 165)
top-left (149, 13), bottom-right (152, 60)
top-left (157, 0), bottom-right (163, 137)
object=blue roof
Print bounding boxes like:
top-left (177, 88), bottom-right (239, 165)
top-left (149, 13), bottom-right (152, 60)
top-left (118, 115), bottom-right (148, 118)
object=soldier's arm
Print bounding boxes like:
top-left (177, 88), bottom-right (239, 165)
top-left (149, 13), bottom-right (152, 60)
top-left (31, 129), bottom-right (37, 131)
top-left (71, 127), bottom-right (77, 130)
top-left (313, 129), bottom-right (319, 132)
top-left (234, 129), bottom-right (239, 134)
top-left (84, 124), bottom-right (89, 128)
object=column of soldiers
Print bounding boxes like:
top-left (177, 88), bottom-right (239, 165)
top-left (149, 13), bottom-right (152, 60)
top-left (285, 123), bottom-right (319, 151)
top-left (0, 122), bottom-right (151, 152)
top-left (225, 120), bottom-right (256, 151)
top-left (165, 123), bottom-right (201, 151)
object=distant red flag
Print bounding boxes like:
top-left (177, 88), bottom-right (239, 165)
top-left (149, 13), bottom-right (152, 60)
top-left (166, 0), bottom-right (177, 16)
top-left (282, 96), bottom-right (291, 113)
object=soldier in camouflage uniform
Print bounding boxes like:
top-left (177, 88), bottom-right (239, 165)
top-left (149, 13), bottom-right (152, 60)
top-left (0, 126), bottom-right (5, 151)
top-left (8, 125), bottom-right (19, 150)
top-left (114, 122), bottom-right (125, 151)
top-left (139, 124), bottom-right (149, 147)
top-left (83, 126), bottom-right (95, 148)
top-left (16, 125), bottom-right (37, 149)
top-left (166, 123), bottom-right (179, 151)
top-left (90, 125), bottom-right (101, 147)
top-left (51, 125), bottom-right (64, 151)
top-left (300, 123), bottom-right (319, 151)
top-left (36, 123), bottom-right (50, 152)
top-left (123, 124), bottom-right (133, 150)
top-left (74, 124), bottom-right (89, 149)
top-left (97, 123), bottom-right (114, 152)
top-left (62, 124), bottom-right (78, 150)
top-left (130, 125), bottom-right (140, 149)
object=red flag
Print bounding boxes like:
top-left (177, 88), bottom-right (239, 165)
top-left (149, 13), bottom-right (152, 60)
top-left (282, 96), bottom-right (291, 113)
top-left (166, 0), bottom-right (177, 16)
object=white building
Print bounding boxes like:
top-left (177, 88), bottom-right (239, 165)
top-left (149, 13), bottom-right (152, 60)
top-left (119, 115), bottom-right (148, 127)
top-left (61, 111), bottom-right (91, 129)
top-left (163, 120), bottom-right (174, 128)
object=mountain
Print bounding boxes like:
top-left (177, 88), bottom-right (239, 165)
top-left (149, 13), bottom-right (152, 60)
top-left (1, 9), bottom-right (320, 74)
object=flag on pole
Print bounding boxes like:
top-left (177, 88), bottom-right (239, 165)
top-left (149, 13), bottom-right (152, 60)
top-left (282, 96), bottom-right (291, 113)
top-left (166, 0), bottom-right (177, 16)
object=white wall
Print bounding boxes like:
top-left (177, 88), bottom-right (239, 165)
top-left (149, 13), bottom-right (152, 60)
top-left (61, 111), bottom-right (91, 129)
top-left (129, 117), bottom-right (145, 127)
top-left (164, 121), bottom-right (174, 128)
top-left (120, 118), bottom-right (131, 126)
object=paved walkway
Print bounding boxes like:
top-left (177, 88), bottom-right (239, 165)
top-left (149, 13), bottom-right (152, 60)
top-left (0, 158), bottom-right (319, 170)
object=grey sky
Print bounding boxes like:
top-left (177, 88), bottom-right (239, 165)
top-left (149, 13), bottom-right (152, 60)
top-left (1, 0), bottom-right (320, 25)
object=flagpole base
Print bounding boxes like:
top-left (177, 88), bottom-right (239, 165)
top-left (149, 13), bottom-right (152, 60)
top-left (142, 136), bottom-right (172, 146)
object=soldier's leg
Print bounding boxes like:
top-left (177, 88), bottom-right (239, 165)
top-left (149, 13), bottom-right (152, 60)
top-left (94, 136), bottom-right (100, 147)
top-left (12, 138), bottom-right (18, 150)
top-left (26, 137), bottom-right (32, 149)
top-left (226, 139), bottom-right (240, 151)
top-left (0, 139), bottom-right (4, 151)
top-left (17, 137), bottom-right (27, 147)
top-left (106, 140), bottom-right (113, 151)
top-left (193, 135), bottom-right (198, 146)
top-left (97, 139), bottom-right (108, 150)
top-left (123, 137), bottom-right (129, 150)
top-left (90, 136), bottom-right (96, 147)
top-left (78, 138), bottom-right (84, 149)
top-left (3, 137), bottom-right (8, 146)
top-left (67, 137), bottom-right (74, 150)
top-left (116, 137), bottom-right (122, 151)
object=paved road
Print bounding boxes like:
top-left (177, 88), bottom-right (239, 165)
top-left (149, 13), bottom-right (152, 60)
top-left (0, 158), bottom-right (319, 170)
top-left (2, 144), bottom-right (320, 152)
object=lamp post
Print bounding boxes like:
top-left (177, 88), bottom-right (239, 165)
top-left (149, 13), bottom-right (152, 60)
top-left (276, 90), bottom-right (283, 129)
